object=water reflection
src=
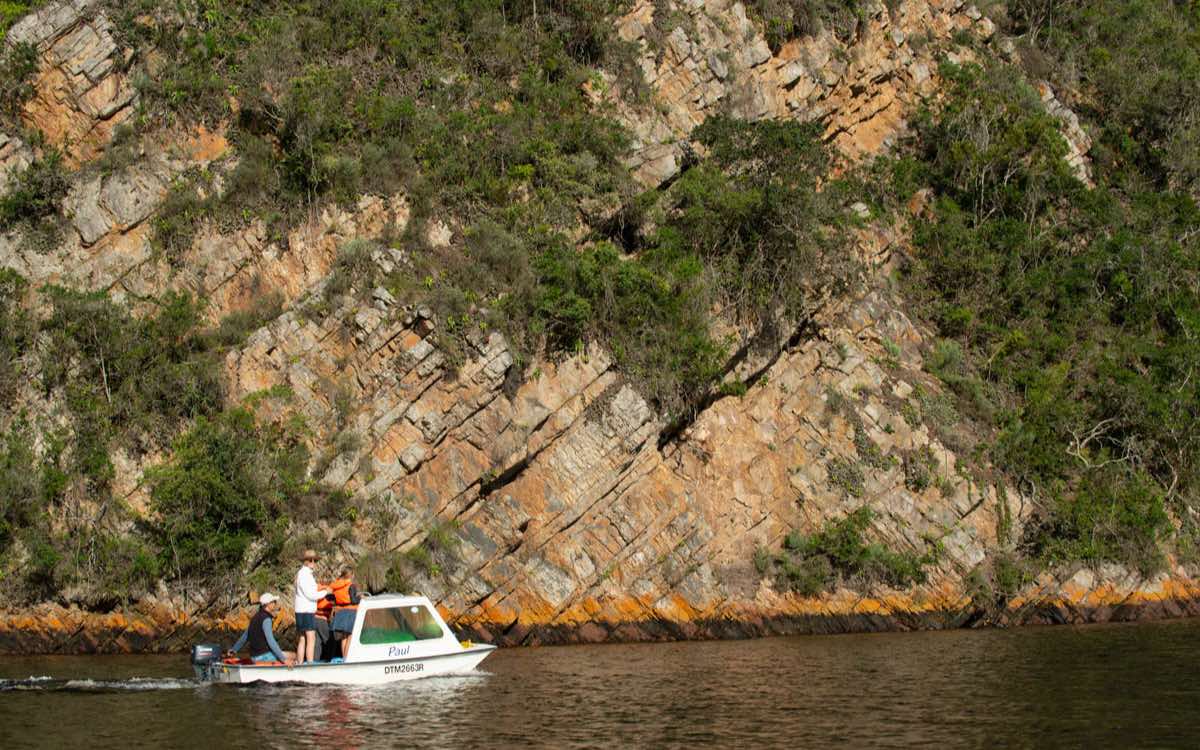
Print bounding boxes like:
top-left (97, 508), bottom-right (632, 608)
top-left (219, 673), bottom-right (486, 750)
top-left (3, 620), bottom-right (1200, 748)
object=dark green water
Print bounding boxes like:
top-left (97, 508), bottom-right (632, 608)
top-left (2, 619), bottom-right (1199, 748)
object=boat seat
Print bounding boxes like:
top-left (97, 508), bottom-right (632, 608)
top-left (221, 657), bottom-right (286, 666)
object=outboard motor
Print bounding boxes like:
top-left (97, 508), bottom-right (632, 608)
top-left (191, 643), bottom-right (222, 681)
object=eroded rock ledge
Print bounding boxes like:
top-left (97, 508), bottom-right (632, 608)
top-left (2, 572), bottom-right (1197, 654)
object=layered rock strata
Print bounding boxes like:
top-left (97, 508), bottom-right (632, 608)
top-left (1, 0), bottom-right (1196, 655)
top-left (6, 0), bottom-right (135, 165)
top-left (608, 0), bottom-right (995, 185)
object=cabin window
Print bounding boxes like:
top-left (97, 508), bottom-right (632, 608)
top-left (358, 605), bottom-right (444, 644)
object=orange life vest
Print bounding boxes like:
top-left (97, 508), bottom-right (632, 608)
top-left (329, 578), bottom-right (358, 610)
top-left (316, 582), bottom-right (334, 619)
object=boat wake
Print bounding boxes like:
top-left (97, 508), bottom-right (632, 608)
top-left (0, 675), bottom-right (198, 692)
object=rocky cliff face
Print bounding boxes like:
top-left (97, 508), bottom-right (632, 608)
top-left (609, 0), bottom-right (991, 185)
top-left (0, 0), bottom-right (1195, 654)
top-left (6, 0), bottom-right (135, 165)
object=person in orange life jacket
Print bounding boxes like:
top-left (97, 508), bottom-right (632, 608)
top-left (294, 549), bottom-right (330, 664)
top-left (228, 593), bottom-right (296, 666)
top-left (328, 567), bottom-right (361, 658)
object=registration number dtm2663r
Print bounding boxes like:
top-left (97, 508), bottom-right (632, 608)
top-left (384, 662), bottom-right (424, 675)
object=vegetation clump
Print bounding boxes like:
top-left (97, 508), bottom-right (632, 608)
top-left (0, 151), bottom-right (68, 229)
top-left (147, 407), bottom-right (312, 582)
top-left (0, 276), bottom-right (299, 601)
top-left (896, 54), bottom-right (1194, 573)
top-left (760, 507), bottom-right (939, 596)
top-left (744, 0), bottom-right (865, 50)
top-left (109, 0), bottom-right (862, 417)
top-left (0, 38), bottom-right (37, 121)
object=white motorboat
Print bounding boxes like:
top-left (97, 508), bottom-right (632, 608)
top-left (191, 594), bottom-right (496, 685)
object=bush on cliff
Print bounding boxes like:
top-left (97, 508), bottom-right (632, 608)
top-left (745, 0), bottom-right (866, 50)
top-left (0, 150), bottom-right (69, 231)
top-left (115, 0), bottom-right (862, 418)
top-left (764, 507), bottom-right (939, 596)
top-left (0, 419), bottom-right (40, 558)
top-left (0, 417), bottom-right (161, 605)
top-left (118, 0), bottom-right (636, 250)
top-left (147, 407), bottom-right (311, 582)
top-left (0, 269), bottom-right (33, 401)
top-left (0, 37), bottom-right (37, 121)
top-left (0, 278), bottom-right (308, 600)
top-left (654, 116), bottom-right (859, 329)
top-left (40, 288), bottom-right (225, 484)
top-left (1006, 0), bottom-right (1200, 195)
top-left (899, 60), bottom-right (1193, 572)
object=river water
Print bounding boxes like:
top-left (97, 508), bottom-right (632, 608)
top-left (1, 619), bottom-right (1198, 748)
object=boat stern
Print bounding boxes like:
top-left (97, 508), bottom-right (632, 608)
top-left (191, 643), bottom-right (224, 682)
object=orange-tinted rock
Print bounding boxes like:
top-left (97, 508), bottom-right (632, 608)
top-left (8, 0), bottom-right (136, 165)
top-left (607, 0), bottom-right (998, 186)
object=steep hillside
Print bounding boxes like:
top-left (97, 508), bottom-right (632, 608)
top-left (1, 0), bottom-right (1198, 652)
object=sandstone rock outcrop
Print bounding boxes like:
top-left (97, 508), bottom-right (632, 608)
top-left (607, 0), bottom-right (995, 185)
top-left (6, 0), bottom-right (135, 165)
top-left (210, 221), bottom-right (1023, 646)
top-left (1037, 81), bottom-right (1093, 186)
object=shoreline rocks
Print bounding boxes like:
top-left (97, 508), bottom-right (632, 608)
top-left (3, 572), bottom-right (1198, 654)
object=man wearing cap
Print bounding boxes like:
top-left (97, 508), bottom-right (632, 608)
top-left (294, 549), bottom-right (330, 664)
top-left (228, 593), bottom-right (295, 665)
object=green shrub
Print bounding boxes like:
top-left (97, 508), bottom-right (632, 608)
top-left (903, 446), bottom-right (939, 493)
top-left (355, 548), bottom-right (393, 593)
top-left (324, 239), bottom-right (381, 303)
top-left (496, 116), bottom-right (858, 415)
top-left (41, 288), bottom-right (224, 458)
top-left (763, 507), bottom-right (938, 595)
top-left (0, 282), bottom-right (284, 597)
top-left (0, 269), bottom-right (33, 399)
top-left (0, 38), bottom-right (36, 119)
top-left (148, 407), bottom-right (309, 581)
top-left (0, 2), bottom-right (31, 36)
top-left (117, 0), bottom-right (861, 419)
top-left (500, 238), bottom-right (727, 415)
top-left (1027, 469), bottom-right (1170, 575)
top-left (827, 456), bottom-right (865, 498)
top-left (991, 551), bottom-right (1031, 599)
top-left (366, 519), bottom-right (464, 592)
top-left (0, 150), bottom-right (68, 230)
top-left (210, 292), bottom-right (284, 347)
top-left (744, 0), bottom-right (864, 50)
top-left (151, 174), bottom-right (211, 256)
top-left (659, 117), bottom-right (857, 328)
top-left (901, 56), bottom-right (1200, 573)
top-left (124, 0), bottom-right (635, 241)
top-left (0, 420), bottom-right (40, 556)
top-left (1007, 0), bottom-right (1200, 194)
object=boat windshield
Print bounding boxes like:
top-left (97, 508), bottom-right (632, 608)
top-left (359, 604), bottom-right (445, 644)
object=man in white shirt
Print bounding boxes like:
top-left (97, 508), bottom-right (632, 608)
top-left (294, 549), bottom-right (330, 664)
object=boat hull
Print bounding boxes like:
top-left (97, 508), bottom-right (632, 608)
top-left (200, 645), bottom-right (496, 685)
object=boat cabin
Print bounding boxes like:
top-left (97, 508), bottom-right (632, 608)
top-left (340, 594), bottom-right (463, 662)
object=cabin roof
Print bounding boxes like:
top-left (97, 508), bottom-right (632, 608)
top-left (358, 593), bottom-right (432, 606)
